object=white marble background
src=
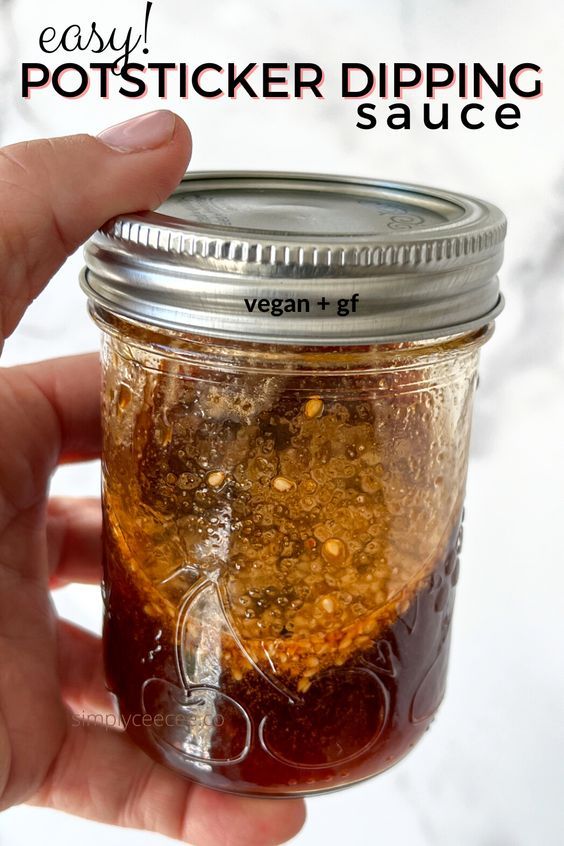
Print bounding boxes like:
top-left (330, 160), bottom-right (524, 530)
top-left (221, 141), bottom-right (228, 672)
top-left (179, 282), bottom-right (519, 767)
top-left (0, 1), bottom-right (563, 844)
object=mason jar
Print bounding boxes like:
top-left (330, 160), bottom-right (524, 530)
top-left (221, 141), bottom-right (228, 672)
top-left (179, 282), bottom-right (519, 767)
top-left (80, 172), bottom-right (505, 797)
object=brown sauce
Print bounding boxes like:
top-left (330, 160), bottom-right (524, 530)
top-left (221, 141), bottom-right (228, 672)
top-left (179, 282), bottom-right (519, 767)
top-left (104, 521), bottom-right (460, 795)
top-left (100, 324), bottom-right (474, 795)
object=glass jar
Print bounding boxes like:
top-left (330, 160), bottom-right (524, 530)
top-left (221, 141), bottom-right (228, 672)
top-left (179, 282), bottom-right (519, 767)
top-left (81, 172), bottom-right (506, 797)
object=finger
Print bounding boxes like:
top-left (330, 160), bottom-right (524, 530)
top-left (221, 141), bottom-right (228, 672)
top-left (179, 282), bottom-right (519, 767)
top-left (30, 723), bottom-right (306, 846)
top-left (47, 497), bottom-right (102, 588)
top-left (0, 109), bottom-right (191, 343)
top-left (56, 619), bottom-right (114, 717)
top-left (0, 355), bottom-right (103, 511)
top-left (12, 352), bottom-right (101, 464)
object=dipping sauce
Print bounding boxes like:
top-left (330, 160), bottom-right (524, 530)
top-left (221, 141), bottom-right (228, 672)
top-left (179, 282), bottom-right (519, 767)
top-left (81, 172), bottom-right (505, 796)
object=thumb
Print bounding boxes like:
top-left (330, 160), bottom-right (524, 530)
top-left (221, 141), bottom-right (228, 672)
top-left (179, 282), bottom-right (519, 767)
top-left (0, 109), bottom-right (191, 342)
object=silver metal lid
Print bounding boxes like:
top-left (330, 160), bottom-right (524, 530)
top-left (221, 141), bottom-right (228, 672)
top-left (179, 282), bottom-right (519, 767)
top-left (81, 171), bottom-right (506, 345)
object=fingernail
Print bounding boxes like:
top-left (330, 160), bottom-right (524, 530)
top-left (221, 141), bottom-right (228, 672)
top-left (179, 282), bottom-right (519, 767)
top-left (97, 110), bottom-right (176, 152)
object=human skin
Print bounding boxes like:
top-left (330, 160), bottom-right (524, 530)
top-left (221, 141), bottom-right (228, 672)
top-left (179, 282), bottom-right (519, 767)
top-left (0, 109), bottom-right (306, 846)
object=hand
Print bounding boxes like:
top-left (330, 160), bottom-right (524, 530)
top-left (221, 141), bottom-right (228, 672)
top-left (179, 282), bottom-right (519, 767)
top-left (0, 110), bottom-right (306, 846)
